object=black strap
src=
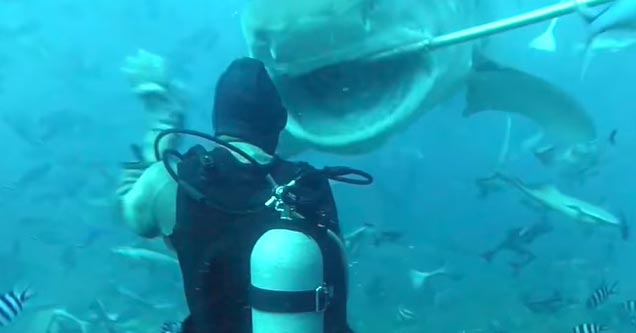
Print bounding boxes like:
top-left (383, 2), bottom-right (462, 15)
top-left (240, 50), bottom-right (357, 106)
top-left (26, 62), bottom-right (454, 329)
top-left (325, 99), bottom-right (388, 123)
top-left (249, 284), bottom-right (333, 313)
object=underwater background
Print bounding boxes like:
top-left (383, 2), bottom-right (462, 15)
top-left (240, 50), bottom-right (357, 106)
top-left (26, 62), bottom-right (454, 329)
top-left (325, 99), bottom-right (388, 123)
top-left (0, 0), bottom-right (634, 332)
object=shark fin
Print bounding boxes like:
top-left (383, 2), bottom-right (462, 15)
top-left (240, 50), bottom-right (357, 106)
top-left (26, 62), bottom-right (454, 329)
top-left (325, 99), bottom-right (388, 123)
top-left (529, 17), bottom-right (559, 52)
top-left (466, 53), bottom-right (590, 143)
top-left (574, 0), bottom-right (607, 23)
top-left (409, 265), bottom-right (446, 289)
top-left (409, 269), bottom-right (428, 290)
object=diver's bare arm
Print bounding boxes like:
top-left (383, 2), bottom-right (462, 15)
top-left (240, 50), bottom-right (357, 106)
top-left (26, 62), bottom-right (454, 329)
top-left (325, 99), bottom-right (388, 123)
top-left (118, 162), bottom-right (176, 238)
top-left (116, 50), bottom-right (185, 237)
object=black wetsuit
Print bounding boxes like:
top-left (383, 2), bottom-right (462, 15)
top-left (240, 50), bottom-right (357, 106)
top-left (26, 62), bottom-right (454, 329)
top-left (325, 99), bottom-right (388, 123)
top-left (168, 145), bottom-right (352, 333)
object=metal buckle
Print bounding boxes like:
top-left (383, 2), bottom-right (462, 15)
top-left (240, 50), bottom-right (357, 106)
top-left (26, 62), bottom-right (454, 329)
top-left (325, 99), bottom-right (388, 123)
top-left (265, 181), bottom-right (297, 220)
top-left (315, 284), bottom-right (332, 312)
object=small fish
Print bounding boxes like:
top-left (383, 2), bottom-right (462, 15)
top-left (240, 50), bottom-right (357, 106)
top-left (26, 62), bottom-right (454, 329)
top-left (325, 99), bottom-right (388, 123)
top-left (623, 300), bottom-right (636, 326)
top-left (111, 246), bottom-right (179, 266)
top-left (586, 281), bottom-right (618, 309)
top-left (609, 129), bottom-right (617, 146)
top-left (481, 221), bottom-right (552, 267)
top-left (395, 304), bottom-right (416, 324)
top-left (623, 299), bottom-right (636, 326)
top-left (572, 323), bottom-right (607, 333)
top-left (0, 286), bottom-right (34, 326)
top-left (344, 223), bottom-right (376, 255)
top-left (522, 290), bottom-right (576, 314)
top-left (88, 299), bottom-right (118, 333)
top-left (373, 230), bottom-right (403, 247)
top-left (624, 300), bottom-right (636, 313)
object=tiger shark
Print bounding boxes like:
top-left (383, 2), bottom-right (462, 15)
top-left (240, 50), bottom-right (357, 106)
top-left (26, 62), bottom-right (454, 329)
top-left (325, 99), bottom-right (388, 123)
top-left (479, 173), bottom-right (628, 240)
top-left (240, 0), bottom-right (598, 155)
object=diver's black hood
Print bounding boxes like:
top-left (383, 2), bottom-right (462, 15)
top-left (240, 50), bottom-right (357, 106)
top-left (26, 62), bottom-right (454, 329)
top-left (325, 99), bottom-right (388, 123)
top-left (212, 57), bottom-right (287, 155)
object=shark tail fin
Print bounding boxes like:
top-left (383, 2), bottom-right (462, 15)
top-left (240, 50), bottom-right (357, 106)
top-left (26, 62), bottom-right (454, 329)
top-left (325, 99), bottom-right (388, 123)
top-left (529, 17), bottom-right (558, 52)
top-left (409, 265), bottom-right (446, 290)
top-left (409, 269), bottom-right (427, 290)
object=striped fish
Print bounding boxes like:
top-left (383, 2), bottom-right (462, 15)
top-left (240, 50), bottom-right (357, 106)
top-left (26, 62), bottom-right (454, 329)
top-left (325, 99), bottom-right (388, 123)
top-left (623, 300), bottom-right (636, 326)
top-left (396, 304), bottom-right (416, 324)
top-left (624, 300), bottom-right (636, 314)
top-left (0, 287), bottom-right (33, 326)
top-left (586, 281), bottom-right (618, 309)
top-left (572, 323), bottom-right (607, 333)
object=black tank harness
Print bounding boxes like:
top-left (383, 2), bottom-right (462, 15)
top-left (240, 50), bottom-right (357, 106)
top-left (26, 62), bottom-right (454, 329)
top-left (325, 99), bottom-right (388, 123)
top-left (154, 129), bottom-right (373, 333)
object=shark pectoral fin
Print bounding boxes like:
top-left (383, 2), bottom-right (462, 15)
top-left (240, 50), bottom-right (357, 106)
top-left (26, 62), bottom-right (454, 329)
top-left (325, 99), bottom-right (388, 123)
top-left (468, 50), bottom-right (597, 151)
top-left (466, 54), bottom-right (579, 131)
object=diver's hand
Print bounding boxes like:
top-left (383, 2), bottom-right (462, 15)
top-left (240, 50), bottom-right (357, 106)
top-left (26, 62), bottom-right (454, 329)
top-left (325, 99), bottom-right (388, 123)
top-left (121, 49), bottom-right (169, 99)
top-left (121, 49), bottom-right (185, 113)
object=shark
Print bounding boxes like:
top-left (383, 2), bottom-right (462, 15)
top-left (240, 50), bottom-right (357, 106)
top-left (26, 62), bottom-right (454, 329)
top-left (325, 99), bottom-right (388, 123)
top-left (481, 173), bottom-right (628, 240)
top-left (577, 0), bottom-right (636, 40)
top-left (240, 0), bottom-right (598, 155)
top-left (576, 0), bottom-right (636, 79)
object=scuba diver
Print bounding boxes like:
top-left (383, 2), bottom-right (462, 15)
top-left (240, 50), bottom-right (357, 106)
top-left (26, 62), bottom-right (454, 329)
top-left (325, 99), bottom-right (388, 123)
top-left (481, 220), bottom-right (553, 275)
top-left (117, 57), bottom-right (372, 333)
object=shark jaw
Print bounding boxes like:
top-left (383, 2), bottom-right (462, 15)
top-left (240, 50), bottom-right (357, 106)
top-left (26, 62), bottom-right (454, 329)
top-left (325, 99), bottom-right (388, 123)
top-left (271, 47), bottom-right (436, 154)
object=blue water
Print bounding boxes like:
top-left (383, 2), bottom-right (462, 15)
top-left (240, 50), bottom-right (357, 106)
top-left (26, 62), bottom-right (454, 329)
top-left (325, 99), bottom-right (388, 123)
top-left (0, 1), bottom-right (635, 332)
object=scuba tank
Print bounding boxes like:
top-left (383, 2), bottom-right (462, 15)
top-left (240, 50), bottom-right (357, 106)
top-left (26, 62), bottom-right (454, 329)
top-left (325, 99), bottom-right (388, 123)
top-left (154, 129), bottom-right (373, 333)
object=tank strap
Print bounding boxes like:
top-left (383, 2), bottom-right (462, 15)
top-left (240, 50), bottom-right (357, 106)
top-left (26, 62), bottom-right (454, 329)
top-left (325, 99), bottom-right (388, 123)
top-left (249, 284), bottom-right (333, 313)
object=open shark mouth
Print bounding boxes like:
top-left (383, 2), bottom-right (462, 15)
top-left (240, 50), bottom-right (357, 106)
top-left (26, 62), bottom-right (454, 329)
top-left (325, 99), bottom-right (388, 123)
top-left (272, 46), bottom-right (436, 153)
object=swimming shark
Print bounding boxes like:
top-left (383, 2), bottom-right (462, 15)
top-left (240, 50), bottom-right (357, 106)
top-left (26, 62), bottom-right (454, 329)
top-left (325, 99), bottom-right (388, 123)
top-left (576, 0), bottom-right (636, 78)
top-left (577, 0), bottom-right (636, 39)
top-left (482, 173), bottom-right (628, 240)
top-left (240, 0), bottom-right (598, 155)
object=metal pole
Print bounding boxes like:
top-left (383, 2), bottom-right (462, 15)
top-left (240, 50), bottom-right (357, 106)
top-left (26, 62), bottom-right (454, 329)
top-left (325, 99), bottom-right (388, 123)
top-left (370, 0), bottom-right (615, 59)
top-left (427, 0), bottom-right (615, 50)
